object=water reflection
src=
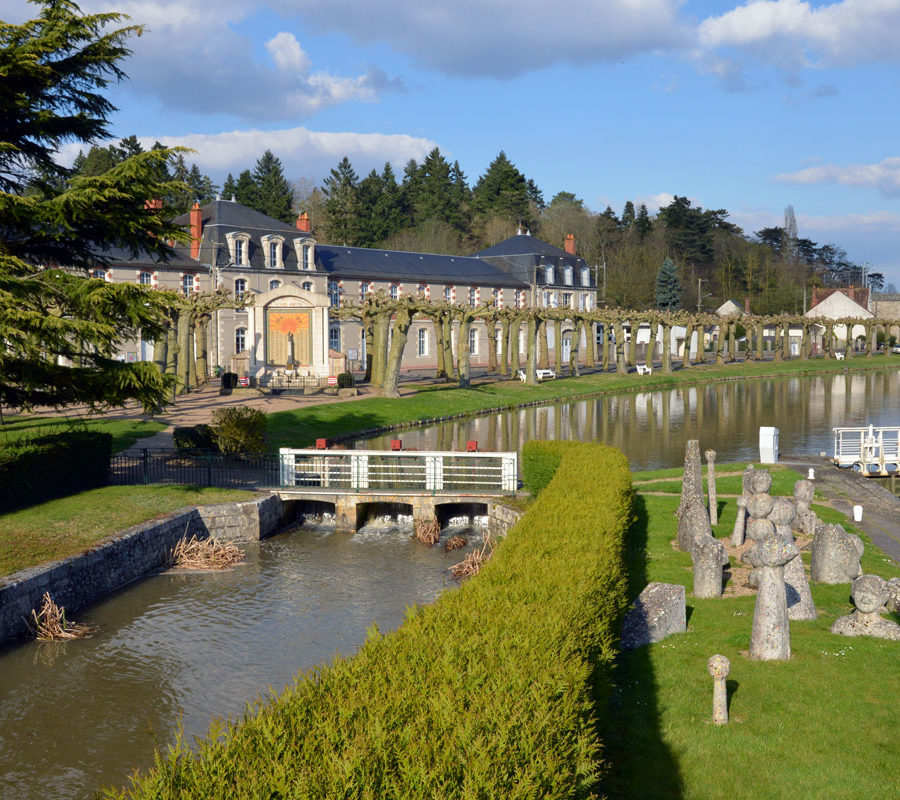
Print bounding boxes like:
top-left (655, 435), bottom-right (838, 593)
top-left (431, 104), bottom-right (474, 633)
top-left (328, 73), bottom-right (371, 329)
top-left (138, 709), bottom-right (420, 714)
top-left (360, 371), bottom-right (900, 470)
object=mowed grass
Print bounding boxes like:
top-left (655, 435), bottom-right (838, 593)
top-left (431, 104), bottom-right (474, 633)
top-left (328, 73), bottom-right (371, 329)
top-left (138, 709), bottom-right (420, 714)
top-left (634, 464), bottom-right (821, 499)
top-left (0, 416), bottom-right (165, 453)
top-left (0, 485), bottom-right (256, 577)
top-left (603, 474), bottom-right (900, 800)
top-left (265, 358), bottom-right (895, 449)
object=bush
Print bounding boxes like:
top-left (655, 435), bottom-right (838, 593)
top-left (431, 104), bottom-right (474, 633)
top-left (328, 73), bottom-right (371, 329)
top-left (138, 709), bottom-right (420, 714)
top-left (522, 440), bottom-right (565, 495)
top-left (336, 372), bottom-right (355, 389)
top-left (210, 406), bottom-right (266, 453)
top-left (111, 442), bottom-right (633, 799)
top-left (0, 431), bottom-right (112, 513)
top-left (221, 372), bottom-right (238, 390)
top-left (172, 424), bottom-right (217, 452)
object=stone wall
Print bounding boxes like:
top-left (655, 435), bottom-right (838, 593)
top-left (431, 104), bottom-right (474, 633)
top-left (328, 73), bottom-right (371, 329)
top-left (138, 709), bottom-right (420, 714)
top-left (488, 501), bottom-right (524, 538)
top-left (0, 494), bottom-right (286, 644)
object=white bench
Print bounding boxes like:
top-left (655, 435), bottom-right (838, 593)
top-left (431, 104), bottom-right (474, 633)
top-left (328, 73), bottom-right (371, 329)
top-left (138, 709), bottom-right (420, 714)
top-left (636, 363), bottom-right (653, 375)
top-left (517, 368), bottom-right (556, 382)
top-left (834, 351), bottom-right (845, 361)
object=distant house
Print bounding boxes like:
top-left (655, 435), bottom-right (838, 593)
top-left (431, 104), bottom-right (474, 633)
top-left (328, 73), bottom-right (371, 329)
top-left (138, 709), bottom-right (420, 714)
top-left (715, 299), bottom-right (744, 317)
top-left (804, 287), bottom-right (873, 350)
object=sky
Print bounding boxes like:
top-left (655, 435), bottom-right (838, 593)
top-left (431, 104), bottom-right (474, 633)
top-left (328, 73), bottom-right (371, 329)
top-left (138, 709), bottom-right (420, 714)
top-left (5, 0), bottom-right (900, 289)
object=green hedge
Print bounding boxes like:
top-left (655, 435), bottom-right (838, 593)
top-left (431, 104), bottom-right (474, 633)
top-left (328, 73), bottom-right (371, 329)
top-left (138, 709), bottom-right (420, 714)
top-left (0, 431), bottom-right (112, 513)
top-left (110, 442), bottom-right (633, 800)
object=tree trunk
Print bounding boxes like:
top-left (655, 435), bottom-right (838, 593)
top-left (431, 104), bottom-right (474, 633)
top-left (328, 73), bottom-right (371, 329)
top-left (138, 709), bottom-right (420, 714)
top-left (457, 316), bottom-right (472, 388)
top-left (165, 322), bottom-right (178, 376)
top-left (195, 318), bottom-right (209, 384)
top-left (584, 321), bottom-right (596, 368)
top-left (525, 315), bottom-right (541, 385)
top-left (695, 324), bottom-right (707, 363)
top-left (442, 316), bottom-right (455, 378)
top-left (662, 324), bottom-right (672, 373)
top-left (176, 310), bottom-right (191, 393)
top-left (498, 317), bottom-right (511, 376)
top-left (773, 319), bottom-right (782, 362)
top-left (613, 321), bottom-right (627, 373)
top-left (553, 317), bottom-right (563, 375)
top-left (569, 318), bottom-right (582, 377)
top-left (727, 321), bottom-right (736, 363)
top-left (486, 319), bottom-right (498, 373)
top-left (363, 320), bottom-right (374, 382)
top-left (800, 322), bottom-right (810, 360)
top-left (824, 323), bottom-right (834, 359)
top-left (382, 305), bottom-right (414, 397)
top-left (371, 314), bottom-right (390, 388)
top-left (600, 323), bottom-right (610, 371)
top-left (153, 325), bottom-right (168, 373)
top-left (756, 323), bottom-right (764, 361)
top-left (538, 324), bottom-right (549, 369)
top-left (509, 318), bottom-right (521, 377)
top-left (782, 321), bottom-right (791, 360)
top-left (646, 321), bottom-right (657, 368)
top-left (433, 314), bottom-right (447, 379)
top-left (626, 322), bottom-right (636, 367)
top-left (682, 322), bottom-right (693, 368)
top-left (715, 324), bottom-right (726, 366)
top-left (866, 323), bottom-right (876, 357)
top-left (187, 324), bottom-right (198, 389)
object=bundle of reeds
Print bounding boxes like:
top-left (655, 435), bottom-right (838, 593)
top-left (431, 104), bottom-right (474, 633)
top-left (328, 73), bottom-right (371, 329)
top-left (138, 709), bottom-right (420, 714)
top-left (412, 518), bottom-right (441, 547)
top-left (449, 536), bottom-right (493, 580)
top-left (170, 534), bottom-right (245, 570)
top-left (443, 535), bottom-right (467, 552)
top-left (31, 593), bottom-right (96, 641)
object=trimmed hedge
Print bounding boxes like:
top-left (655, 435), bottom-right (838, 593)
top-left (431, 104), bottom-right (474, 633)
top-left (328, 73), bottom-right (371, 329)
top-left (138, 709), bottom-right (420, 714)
top-left (110, 442), bottom-right (633, 800)
top-left (0, 431), bottom-right (112, 513)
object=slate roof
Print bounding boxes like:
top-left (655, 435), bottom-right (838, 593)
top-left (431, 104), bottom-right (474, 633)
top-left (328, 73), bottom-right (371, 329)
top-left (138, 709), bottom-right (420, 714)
top-left (471, 234), bottom-right (593, 288)
top-left (472, 234), bottom-right (573, 260)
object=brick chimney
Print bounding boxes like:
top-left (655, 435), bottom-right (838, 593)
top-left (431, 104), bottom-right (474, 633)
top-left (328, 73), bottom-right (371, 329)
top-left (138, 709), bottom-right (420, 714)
top-left (144, 198), bottom-right (163, 211)
top-left (190, 201), bottom-right (202, 260)
top-left (564, 233), bottom-right (576, 255)
top-left (744, 296), bottom-right (750, 313)
top-left (296, 212), bottom-right (311, 233)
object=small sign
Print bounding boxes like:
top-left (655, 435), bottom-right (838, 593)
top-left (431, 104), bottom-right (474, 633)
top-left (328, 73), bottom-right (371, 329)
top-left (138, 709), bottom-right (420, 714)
top-left (327, 375), bottom-right (337, 386)
top-left (239, 376), bottom-right (250, 387)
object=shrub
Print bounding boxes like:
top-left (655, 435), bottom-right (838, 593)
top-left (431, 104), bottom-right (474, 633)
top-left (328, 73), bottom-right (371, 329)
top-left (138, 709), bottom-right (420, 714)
top-left (0, 431), bottom-right (112, 513)
top-left (221, 372), bottom-right (238, 390)
top-left (522, 439), bottom-right (564, 495)
top-left (336, 372), bottom-right (355, 389)
top-left (110, 442), bottom-right (633, 799)
top-left (210, 406), bottom-right (266, 453)
top-left (172, 424), bottom-right (217, 452)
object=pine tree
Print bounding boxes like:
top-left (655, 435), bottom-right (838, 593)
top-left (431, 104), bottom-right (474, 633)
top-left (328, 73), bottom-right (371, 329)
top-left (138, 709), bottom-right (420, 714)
top-left (621, 200), bottom-right (636, 228)
top-left (322, 157), bottom-right (361, 245)
top-left (0, 0), bottom-right (183, 412)
top-left (472, 151), bottom-right (531, 224)
top-left (187, 163), bottom-right (217, 206)
top-left (416, 148), bottom-right (456, 226)
top-left (635, 203), bottom-right (652, 238)
top-left (655, 257), bottom-right (682, 311)
top-left (253, 149), bottom-right (293, 222)
top-left (233, 169), bottom-right (258, 209)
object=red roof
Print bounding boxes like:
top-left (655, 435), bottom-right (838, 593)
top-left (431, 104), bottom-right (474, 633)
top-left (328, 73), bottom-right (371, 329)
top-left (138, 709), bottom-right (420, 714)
top-left (810, 287), bottom-right (869, 310)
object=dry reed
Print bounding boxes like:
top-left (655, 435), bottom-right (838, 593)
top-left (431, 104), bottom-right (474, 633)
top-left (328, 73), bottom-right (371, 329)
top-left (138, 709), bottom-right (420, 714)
top-left (449, 535), bottom-right (494, 580)
top-left (170, 534), bottom-right (245, 570)
top-left (412, 518), bottom-right (441, 547)
top-left (31, 593), bottom-right (96, 641)
top-left (444, 535), bottom-right (467, 552)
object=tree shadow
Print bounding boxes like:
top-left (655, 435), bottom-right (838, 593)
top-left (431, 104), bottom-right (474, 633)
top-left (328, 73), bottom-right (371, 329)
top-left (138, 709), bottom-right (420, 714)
top-left (599, 494), bottom-right (684, 799)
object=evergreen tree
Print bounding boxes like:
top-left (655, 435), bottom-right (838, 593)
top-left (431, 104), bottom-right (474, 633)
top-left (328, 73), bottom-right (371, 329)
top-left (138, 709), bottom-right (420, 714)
top-left (655, 257), bottom-right (682, 311)
top-left (416, 147), bottom-right (456, 226)
top-left (0, 0), bottom-right (183, 412)
top-left (472, 151), bottom-right (531, 224)
top-left (526, 178), bottom-right (545, 210)
top-left (635, 203), bottom-right (652, 238)
top-left (621, 200), bottom-right (636, 228)
top-left (322, 156), bottom-right (361, 245)
top-left (187, 163), bottom-right (217, 206)
top-left (168, 153), bottom-right (192, 213)
top-left (252, 149), bottom-right (293, 222)
top-left (356, 169), bottom-right (386, 247)
top-left (400, 157), bottom-right (423, 226)
top-left (233, 169), bottom-right (258, 209)
top-left (222, 173), bottom-right (238, 200)
top-left (375, 162), bottom-right (406, 242)
top-left (449, 160), bottom-right (471, 233)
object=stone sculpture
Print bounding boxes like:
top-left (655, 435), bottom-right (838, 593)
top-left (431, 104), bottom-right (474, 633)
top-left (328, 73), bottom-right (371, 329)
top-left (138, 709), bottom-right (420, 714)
top-left (692, 536), bottom-right (728, 598)
top-left (621, 582), bottom-right (687, 650)
top-left (731, 497), bottom-right (747, 547)
top-left (886, 577), bottom-right (900, 614)
top-left (677, 492), bottom-right (713, 552)
top-left (792, 479), bottom-right (817, 536)
top-left (810, 524), bottom-right (864, 584)
top-left (707, 654), bottom-right (731, 725)
top-left (831, 575), bottom-right (900, 640)
top-left (766, 495), bottom-right (816, 620)
top-left (748, 533), bottom-right (798, 661)
top-left (705, 449), bottom-right (718, 526)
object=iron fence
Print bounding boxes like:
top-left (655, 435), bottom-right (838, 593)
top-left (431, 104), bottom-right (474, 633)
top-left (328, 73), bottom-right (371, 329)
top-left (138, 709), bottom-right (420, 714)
top-left (110, 449), bottom-right (283, 488)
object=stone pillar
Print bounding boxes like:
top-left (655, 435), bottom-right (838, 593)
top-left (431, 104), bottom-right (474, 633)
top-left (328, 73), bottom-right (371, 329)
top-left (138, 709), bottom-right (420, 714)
top-left (748, 534), bottom-right (798, 661)
top-left (692, 536), bottom-right (727, 598)
top-left (731, 497), bottom-right (746, 547)
top-left (334, 496), bottom-right (358, 532)
top-left (412, 496), bottom-right (437, 528)
top-left (705, 449), bottom-right (718, 526)
top-left (707, 654), bottom-right (731, 725)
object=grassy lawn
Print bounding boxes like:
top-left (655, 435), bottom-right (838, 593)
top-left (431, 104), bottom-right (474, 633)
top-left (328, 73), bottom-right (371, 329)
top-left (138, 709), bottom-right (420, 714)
top-left (266, 357), bottom-right (896, 449)
top-left (0, 485), bottom-right (256, 577)
top-left (0, 416), bottom-right (165, 453)
top-left (603, 467), bottom-right (900, 799)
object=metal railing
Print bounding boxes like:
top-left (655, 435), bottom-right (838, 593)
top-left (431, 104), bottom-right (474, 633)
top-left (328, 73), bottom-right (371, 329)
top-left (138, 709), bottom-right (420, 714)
top-left (279, 448), bottom-right (518, 494)
top-left (833, 425), bottom-right (900, 475)
top-left (109, 448), bottom-right (518, 494)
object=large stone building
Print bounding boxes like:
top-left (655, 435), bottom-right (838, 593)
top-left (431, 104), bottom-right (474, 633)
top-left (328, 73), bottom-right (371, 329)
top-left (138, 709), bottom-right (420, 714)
top-left (103, 198), bottom-right (596, 378)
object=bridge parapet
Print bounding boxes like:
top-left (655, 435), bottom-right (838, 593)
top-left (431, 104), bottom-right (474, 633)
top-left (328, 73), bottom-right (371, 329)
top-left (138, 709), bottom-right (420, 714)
top-left (833, 425), bottom-right (900, 476)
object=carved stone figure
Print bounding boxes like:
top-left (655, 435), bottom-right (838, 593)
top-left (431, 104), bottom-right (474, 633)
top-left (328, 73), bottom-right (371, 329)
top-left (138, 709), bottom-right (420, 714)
top-left (677, 492), bottom-right (713, 552)
top-left (746, 468), bottom-right (773, 497)
top-left (692, 536), bottom-right (728, 598)
top-left (886, 577), bottom-right (900, 614)
top-left (767, 496), bottom-right (796, 538)
top-left (731, 497), bottom-right (747, 547)
top-left (707, 654), bottom-right (731, 725)
top-left (764, 496), bottom-right (816, 620)
top-left (831, 575), bottom-right (900, 640)
top-left (792, 479), bottom-right (817, 536)
top-left (621, 582), bottom-right (687, 650)
top-left (810, 524), bottom-right (864, 584)
top-left (705, 449), bottom-right (718, 526)
top-left (748, 533), bottom-right (798, 661)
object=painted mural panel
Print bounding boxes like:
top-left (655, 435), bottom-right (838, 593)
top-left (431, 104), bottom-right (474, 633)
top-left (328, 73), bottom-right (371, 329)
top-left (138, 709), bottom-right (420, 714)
top-left (266, 308), bottom-right (312, 367)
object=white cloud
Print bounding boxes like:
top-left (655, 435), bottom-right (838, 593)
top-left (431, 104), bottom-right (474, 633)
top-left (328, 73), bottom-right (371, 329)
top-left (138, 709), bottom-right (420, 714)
top-left (699, 0), bottom-right (900, 69)
top-left (776, 158), bottom-right (900, 196)
top-left (57, 125), bottom-right (438, 181)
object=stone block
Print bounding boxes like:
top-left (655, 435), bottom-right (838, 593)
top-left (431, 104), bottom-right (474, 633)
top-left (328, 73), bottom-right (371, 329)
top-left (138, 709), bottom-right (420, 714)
top-left (621, 582), bottom-right (686, 650)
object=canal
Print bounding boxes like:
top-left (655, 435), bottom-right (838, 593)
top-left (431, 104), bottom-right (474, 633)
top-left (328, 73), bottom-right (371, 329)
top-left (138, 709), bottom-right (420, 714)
top-left (1, 369), bottom-right (897, 798)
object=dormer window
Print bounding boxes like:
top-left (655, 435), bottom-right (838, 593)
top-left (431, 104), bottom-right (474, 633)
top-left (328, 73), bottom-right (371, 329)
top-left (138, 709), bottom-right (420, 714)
top-left (564, 266), bottom-right (573, 285)
top-left (261, 234), bottom-right (285, 269)
top-left (225, 231), bottom-right (251, 266)
top-left (581, 267), bottom-right (590, 287)
top-left (293, 237), bottom-right (316, 271)
top-left (545, 265), bottom-right (555, 284)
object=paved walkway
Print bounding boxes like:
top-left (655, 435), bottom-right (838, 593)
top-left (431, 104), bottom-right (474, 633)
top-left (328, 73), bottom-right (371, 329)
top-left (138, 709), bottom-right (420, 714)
top-left (781, 454), bottom-right (900, 564)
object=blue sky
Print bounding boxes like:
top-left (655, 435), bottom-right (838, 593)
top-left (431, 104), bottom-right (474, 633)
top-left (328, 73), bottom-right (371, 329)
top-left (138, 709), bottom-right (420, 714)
top-left (6, 0), bottom-right (900, 288)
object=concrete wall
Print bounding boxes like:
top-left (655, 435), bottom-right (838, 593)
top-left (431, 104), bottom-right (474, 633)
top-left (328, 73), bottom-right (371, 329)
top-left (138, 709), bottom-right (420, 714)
top-left (0, 495), bottom-right (286, 644)
top-left (488, 501), bottom-right (524, 539)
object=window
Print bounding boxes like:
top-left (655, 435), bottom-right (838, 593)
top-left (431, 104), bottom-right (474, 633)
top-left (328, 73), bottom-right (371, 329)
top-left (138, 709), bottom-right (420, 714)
top-left (234, 239), bottom-right (244, 266)
top-left (293, 237), bottom-right (315, 271)
top-left (226, 231), bottom-right (251, 266)
top-left (234, 278), bottom-right (247, 301)
top-left (417, 327), bottom-right (429, 357)
top-left (564, 265), bottom-right (573, 285)
top-left (139, 272), bottom-right (152, 285)
top-left (562, 292), bottom-right (572, 308)
top-left (581, 267), bottom-right (591, 287)
top-left (545, 265), bottom-right (555, 284)
top-left (515, 288), bottom-right (525, 308)
top-left (390, 284), bottom-right (400, 300)
top-left (468, 287), bottom-right (477, 308)
top-left (550, 292), bottom-right (558, 308)
top-left (329, 324), bottom-right (340, 353)
top-left (329, 281), bottom-right (340, 308)
top-left (92, 269), bottom-right (107, 280)
top-left (444, 286), bottom-right (453, 302)
top-left (580, 293), bottom-right (592, 311)
top-left (302, 281), bottom-right (313, 291)
top-left (261, 235), bottom-right (285, 268)
top-left (235, 327), bottom-right (246, 352)
top-left (302, 244), bottom-right (312, 270)
top-left (269, 279), bottom-right (281, 291)
top-left (418, 284), bottom-right (428, 296)
top-left (182, 274), bottom-right (195, 295)
top-left (360, 282), bottom-right (370, 301)
top-left (468, 327), bottom-right (478, 355)
top-left (492, 287), bottom-right (501, 308)
top-left (543, 291), bottom-right (551, 307)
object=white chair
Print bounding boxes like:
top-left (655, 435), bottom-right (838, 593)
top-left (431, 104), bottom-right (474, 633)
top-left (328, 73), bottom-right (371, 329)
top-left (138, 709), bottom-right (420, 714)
top-left (636, 363), bottom-right (652, 375)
